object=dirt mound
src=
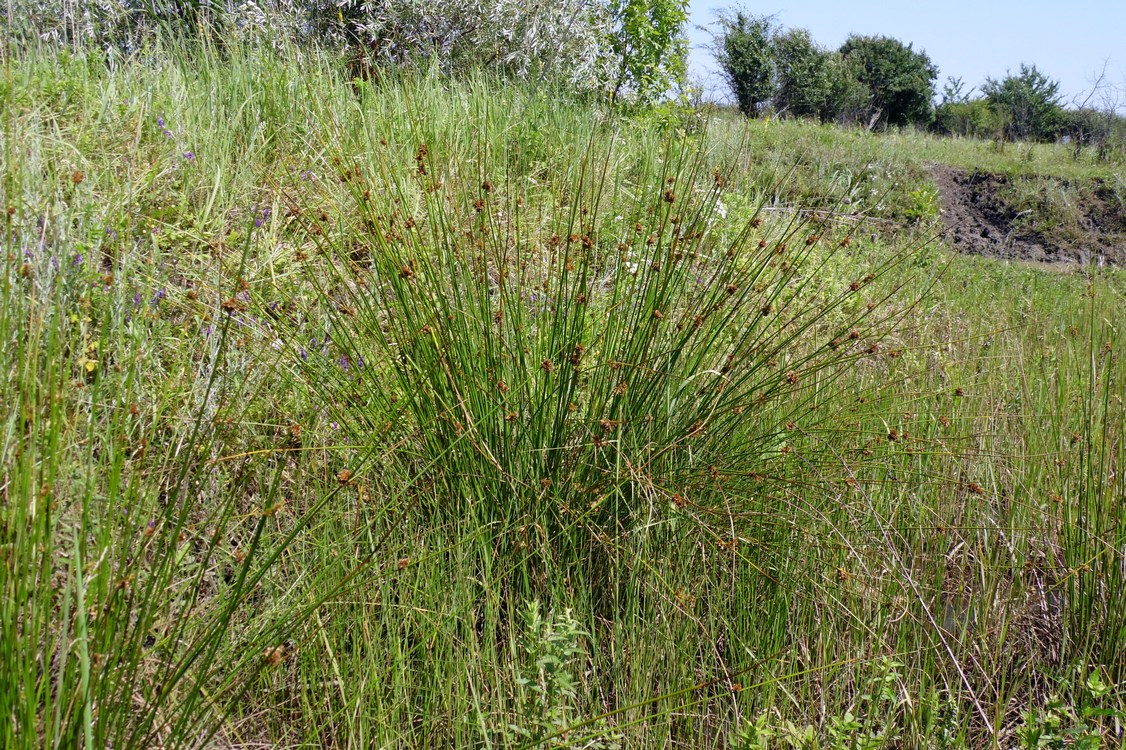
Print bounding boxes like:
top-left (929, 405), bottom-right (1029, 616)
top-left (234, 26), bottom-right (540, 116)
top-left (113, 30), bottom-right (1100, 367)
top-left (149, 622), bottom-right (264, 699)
top-left (930, 164), bottom-right (1126, 266)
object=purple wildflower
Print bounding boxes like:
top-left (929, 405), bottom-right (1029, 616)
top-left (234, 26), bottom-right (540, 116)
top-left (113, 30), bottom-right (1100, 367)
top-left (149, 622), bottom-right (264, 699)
top-left (183, 151), bottom-right (195, 161)
top-left (132, 291), bottom-right (141, 306)
top-left (157, 114), bottom-right (165, 128)
top-left (73, 254), bottom-right (84, 266)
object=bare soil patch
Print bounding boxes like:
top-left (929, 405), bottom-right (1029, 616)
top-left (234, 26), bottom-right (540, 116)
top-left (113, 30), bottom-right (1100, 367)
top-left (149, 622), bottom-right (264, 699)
top-left (930, 164), bottom-right (1126, 266)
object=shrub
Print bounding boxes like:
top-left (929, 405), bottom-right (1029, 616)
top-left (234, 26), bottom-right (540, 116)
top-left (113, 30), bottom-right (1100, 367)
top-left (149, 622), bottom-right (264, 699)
top-left (715, 11), bottom-right (775, 117)
top-left (770, 27), bottom-right (832, 120)
top-left (838, 34), bottom-right (938, 128)
top-left (607, 0), bottom-right (691, 104)
top-left (933, 99), bottom-right (998, 138)
top-left (982, 63), bottom-right (1065, 142)
top-left (349, 0), bottom-right (618, 92)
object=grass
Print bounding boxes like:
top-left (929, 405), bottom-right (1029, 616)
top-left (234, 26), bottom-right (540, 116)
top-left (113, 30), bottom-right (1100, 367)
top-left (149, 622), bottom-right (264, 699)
top-left (1, 39), bottom-right (1124, 748)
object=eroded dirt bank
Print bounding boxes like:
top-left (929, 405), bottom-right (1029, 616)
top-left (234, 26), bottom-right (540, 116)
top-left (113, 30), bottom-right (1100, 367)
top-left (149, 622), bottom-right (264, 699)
top-left (930, 165), bottom-right (1126, 266)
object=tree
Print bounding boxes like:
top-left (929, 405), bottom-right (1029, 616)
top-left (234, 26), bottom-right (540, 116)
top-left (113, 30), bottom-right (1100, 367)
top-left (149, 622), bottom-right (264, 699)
top-left (821, 53), bottom-right (870, 125)
top-left (607, 0), bottom-right (690, 104)
top-left (838, 35), bottom-right (938, 128)
top-left (770, 27), bottom-right (831, 119)
top-left (982, 64), bottom-right (1065, 141)
top-left (715, 11), bottom-right (774, 117)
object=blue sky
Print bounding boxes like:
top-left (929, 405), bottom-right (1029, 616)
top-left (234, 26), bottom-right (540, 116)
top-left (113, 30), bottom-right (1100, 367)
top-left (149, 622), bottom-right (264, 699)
top-left (686, 1), bottom-right (1126, 109)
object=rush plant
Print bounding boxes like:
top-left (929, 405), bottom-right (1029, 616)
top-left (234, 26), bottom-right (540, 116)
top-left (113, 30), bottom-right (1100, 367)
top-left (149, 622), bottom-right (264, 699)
top-left (291, 79), bottom-right (919, 592)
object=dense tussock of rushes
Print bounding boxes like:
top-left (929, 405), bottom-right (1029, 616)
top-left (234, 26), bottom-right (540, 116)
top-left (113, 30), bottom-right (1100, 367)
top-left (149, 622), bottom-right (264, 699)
top-left (1, 39), bottom-right (1124, 748)
top-left (300, 89), bottom-right (915, 564)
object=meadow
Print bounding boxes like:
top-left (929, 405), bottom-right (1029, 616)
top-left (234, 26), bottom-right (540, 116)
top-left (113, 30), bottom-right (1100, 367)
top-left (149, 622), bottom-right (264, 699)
top-left (2, 42), bottom-right (1124, 748)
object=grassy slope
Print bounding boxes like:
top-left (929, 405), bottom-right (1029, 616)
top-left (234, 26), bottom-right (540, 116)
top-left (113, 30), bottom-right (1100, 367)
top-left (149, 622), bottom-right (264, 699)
top-left (1, 44), bottom-right (1123, 748)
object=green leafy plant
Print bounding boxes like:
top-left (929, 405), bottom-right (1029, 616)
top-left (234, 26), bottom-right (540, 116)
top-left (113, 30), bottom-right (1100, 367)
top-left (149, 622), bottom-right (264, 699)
top-left (982, 64), bottom-right (1065, 142)
top-left (715, 10), bottom-right (775, 117)
top-left (506, 601), bottom-right (621, 747)
top-left (838, 34), bottom-right (938, 128)
top-left (1019, 669), bottom-right (1126, 749)
top-left (608, 0), bottom-right (690, 104)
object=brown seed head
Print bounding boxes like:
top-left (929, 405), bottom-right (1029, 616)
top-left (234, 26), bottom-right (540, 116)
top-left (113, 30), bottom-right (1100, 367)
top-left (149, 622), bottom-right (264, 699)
top-left (264, 645), bottom-right (287, 666)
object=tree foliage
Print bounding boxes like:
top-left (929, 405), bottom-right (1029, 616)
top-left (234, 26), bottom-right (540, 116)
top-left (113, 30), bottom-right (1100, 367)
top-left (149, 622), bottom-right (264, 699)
top-left (607, 0), bottom-right (690, 104)
top-left (838, 34), bottom-right (938, 128)
top-left (770, 27), bottom-right (831, 119)
top-left (715, 11), bottom-right (774, 117)
top-left (716, 19), bottom-right (936, 128)
top-left (981, 64), bottom-right (1065, 141)
top-left (10, 0), bottom-right (692, 100)
top-left (822, 53), bottom-right (871, 126)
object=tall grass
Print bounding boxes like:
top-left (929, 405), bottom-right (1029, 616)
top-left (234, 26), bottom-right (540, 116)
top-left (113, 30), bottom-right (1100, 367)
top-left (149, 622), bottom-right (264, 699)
top-left (1, 38), bottom-right (1123, 748)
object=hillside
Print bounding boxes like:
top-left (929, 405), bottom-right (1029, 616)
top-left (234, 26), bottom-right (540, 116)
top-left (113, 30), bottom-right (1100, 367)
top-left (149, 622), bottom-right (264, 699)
top-left (2, 46), bottom-right (1123, 749)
